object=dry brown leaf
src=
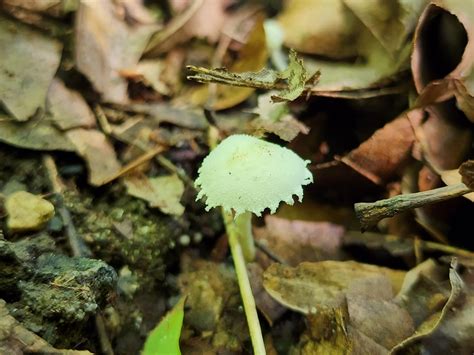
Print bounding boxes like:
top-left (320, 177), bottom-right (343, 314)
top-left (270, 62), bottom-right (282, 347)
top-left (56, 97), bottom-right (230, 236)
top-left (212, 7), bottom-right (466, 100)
top-left (0, 15), bottom-right (62, 121)
top-left (278, 0), bottom-right (361, 58)
top-left (249, 91), bottom-right (309, 141)
top-left (459, 160), bottom-right (474, 189)
top-left (412, 0), bottom-right (474, 121)
top-left (124, 174), bottom-right (185, 216)
top-left (440, 168), bottom-right (474, 202)
top-left (263, 261), bottom-right (405, 314)
top-left (74, 0), bottom-right (158, 104)
top-left (347, 279), bottom-right (415, 349)
top-left (170, 0), bottom-right (229, 43)
top-left (391, 261), bottom-right (473, 354)
top-left (278, 0), bottom-right (424, 94)
top-left (254, 215), bottom-right (345, 267)
top-left (120, 60), bottom-right (171, 96)
top-left (66, 129), bottom-right (121, 186)
top-left (251, 115), bottom-right (309, 142)
top-left (343, 0), bottom-right (428, 56)
top-left (247, 262), bottom-right (286, 325)
top-left (339, 110), bottom-right (422, 185)
top-left (46, 79), bottom-right (96, 130)
top-left (1, 0), bottom-right (77, 16)
top-left (189, 16), bottom-right (268, 110)
top-left (0, 114), bottom-right (75, 151)
top-left (415, 104), bottom-right (472, 170)
top-left (127, 103), bottom-right (208, 130)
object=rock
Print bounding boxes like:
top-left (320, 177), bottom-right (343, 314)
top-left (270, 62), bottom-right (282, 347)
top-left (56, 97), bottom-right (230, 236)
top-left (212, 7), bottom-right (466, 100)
top-left (5, 191), bottom-right (55, 233)
top-left (0, 299), bottom-right (93, 355)
top-left (0, 234), bottom-right (117, 347)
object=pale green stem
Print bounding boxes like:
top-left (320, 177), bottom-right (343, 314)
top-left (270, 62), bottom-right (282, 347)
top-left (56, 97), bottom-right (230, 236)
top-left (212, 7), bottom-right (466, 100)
top-left (235, 211), bottom-right (256, 262)
top-left (224, 211), bottom-right (266, 355)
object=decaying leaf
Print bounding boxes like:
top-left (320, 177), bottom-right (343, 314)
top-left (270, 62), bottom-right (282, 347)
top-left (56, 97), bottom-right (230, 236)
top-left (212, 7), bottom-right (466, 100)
top-left (188, 49), bottom-right (315, 104)
top-left (187, 16), bottom-right (269, 110)
top-left (1, 0), bottom-right (77, 16)
top-left (0, 114), bottom-right (75, 151)
top-left (124, 174), bottom-right (185, 216)
top-left (170, 0), bottom-right (229, 43)
top-left (416, 104), bottom-right (472, 170)
top-left (254, 215), bottom-right (344, 266)
top-left (277, 0), bottom-right (360, 58)
top-left (440, 167), bottom-right (474, 202)
top-left (120, 59), bottom-right (172, 96)
top-left (391, 261), bottom-right (473, 354)
top-left (263, 261), bottom-right (405, 314)
top-left (127, 103), bottom-right (208, 130)
top-left (459, 160), bottom-right (474, 189)
top-left (66, 129), bottom-right (122, 186)
top-left (247, 262), bottom-right (286, 325)
top-left (393, 259), bottom-right (448, 326)
top-left (277, 0), bottom-right (426, 95)
top-left (46, 78), bottom-right (96, 130)
top-left (268, 261), bottom-right (413, 354)
top-left (250, 91), bottom-right (309, 141)
top-left (74, 0), bottom-right (158, 104)
top-left (339, 110), bottom-right (422, 185)
top-left (412, 0), bottom-right (474, 121)
top-left (270, 49), bottom-right (309, 102)
top-left (343, 0), bottom-right (429, 57)
top-left (0, 15), bottom-right (62, 121)
top-left (304, 30), bottom-right (411, 94)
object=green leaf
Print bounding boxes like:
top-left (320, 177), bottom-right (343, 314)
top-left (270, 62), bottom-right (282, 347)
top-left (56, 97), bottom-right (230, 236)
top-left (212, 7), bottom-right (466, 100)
top-left (142, 297), bottom-right (186, 355)
top-left (271, 49), bottom-right (307, 102)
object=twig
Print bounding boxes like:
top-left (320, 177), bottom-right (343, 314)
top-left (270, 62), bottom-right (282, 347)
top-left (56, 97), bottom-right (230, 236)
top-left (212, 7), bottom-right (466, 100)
top-left (345, 230), bottom-right (474, 258)
top-left (42, 155), bottom-right (91, 258)
top-left (42, 154), bottom-right (114, 355)
top-left (355, 183), bottom-right (471, 230)
top-left (94, 105), bottom-right (112, 135)
top-left (144, 0), bottom-right (203, 56)
top-left (99, 145), bottom-right (165, 185)
top-left (155, 155), bottom-right (195, 189)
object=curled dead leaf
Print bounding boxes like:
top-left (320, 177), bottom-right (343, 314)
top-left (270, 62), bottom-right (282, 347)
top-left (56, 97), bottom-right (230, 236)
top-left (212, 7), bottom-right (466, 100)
top-left (339, 110), bottom-right (422, 185)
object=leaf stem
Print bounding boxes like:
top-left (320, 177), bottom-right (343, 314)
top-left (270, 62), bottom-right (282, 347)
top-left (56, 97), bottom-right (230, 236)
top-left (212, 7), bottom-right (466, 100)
top-left (224, 211), bottom-right (266, 355)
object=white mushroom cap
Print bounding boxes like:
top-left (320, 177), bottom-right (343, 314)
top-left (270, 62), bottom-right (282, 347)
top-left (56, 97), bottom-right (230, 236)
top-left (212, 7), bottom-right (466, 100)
top-left (195, 134), bottom-right (313, 216)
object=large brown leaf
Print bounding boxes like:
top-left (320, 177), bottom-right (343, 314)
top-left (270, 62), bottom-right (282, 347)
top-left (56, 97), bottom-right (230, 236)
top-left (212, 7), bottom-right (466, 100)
top-left (0, 16), bottom-right (62, 121)
top-left (74, 0), bottom-right (158, 104)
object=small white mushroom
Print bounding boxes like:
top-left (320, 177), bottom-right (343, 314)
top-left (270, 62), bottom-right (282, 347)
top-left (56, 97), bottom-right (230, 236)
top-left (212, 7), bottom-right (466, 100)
top-left (195, 134), bottom-right (313, 216)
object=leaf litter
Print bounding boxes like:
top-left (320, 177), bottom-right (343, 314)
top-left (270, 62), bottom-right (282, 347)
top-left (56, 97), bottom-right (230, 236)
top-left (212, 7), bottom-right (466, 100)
top-left (0, 0), bottom-right (473, 354)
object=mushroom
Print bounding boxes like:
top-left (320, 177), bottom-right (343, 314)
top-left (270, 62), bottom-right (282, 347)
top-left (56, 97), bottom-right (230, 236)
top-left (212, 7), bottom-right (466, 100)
top-left (195, 134), bottom-right (313, 260)
top-left (195, 134), bottom-right (313, 355)
top-left (195, 134), bottom-right (312, 354)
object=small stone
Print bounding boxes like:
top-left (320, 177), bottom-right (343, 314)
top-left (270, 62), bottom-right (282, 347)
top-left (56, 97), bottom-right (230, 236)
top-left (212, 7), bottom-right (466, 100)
top-left (6, 191), bottom-right (55, 233)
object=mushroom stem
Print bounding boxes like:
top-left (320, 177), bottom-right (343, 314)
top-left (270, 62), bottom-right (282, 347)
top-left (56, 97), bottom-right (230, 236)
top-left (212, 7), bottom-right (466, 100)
top-left (235, 211), bottom-right (256, 261)
top-left (224, 211), bottom-right (266, 355)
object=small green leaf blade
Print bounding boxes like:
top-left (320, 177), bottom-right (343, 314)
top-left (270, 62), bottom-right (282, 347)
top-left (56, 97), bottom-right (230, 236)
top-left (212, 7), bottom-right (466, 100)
top-left (142, 297), bottom-right (186, 355)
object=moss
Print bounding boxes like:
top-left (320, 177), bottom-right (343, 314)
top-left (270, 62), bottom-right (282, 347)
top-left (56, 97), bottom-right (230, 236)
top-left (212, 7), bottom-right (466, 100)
top-left (65, 186), bottom-right (182, 283)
